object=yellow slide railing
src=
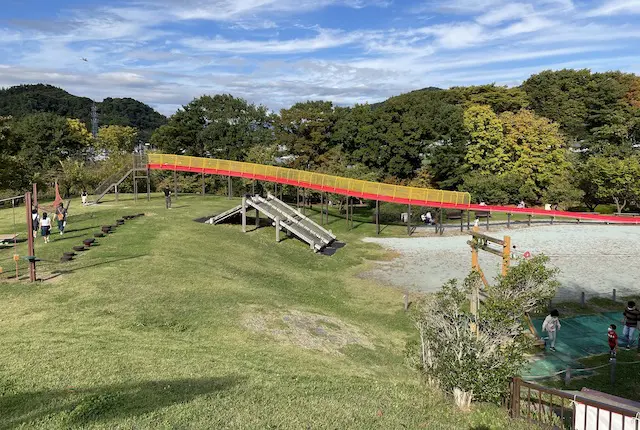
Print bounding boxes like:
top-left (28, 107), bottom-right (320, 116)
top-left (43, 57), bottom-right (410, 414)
top-left (147, 153), bottom-right (472, 206)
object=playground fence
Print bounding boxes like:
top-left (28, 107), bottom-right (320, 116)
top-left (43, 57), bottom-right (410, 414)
top-left (509, 378), bottom-right (640, 429)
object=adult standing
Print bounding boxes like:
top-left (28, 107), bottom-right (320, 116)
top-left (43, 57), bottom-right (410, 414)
top-left (81, 190), bottom-right (88, 206)
top-left (622, 301), bottom-right (640, 350)
top-left (163, 186), bottom-right (172, 209)
top-left (55, 202), bottom-right (67, 235)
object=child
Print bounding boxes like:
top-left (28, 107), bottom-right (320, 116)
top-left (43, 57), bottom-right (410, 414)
top-left (40, 212), bottom-right (51, 243)
top-left (31, 208), bottom-right (39, 239)
top-left (81, 190), bottom-right (88, 205)
top-left (608, 324), bottom-right (618, 358)
top-left (542, 309), bottom-right (561, 352)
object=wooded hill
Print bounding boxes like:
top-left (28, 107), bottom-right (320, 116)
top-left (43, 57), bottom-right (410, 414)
top-left (0, 84), bottom-right (166, 141)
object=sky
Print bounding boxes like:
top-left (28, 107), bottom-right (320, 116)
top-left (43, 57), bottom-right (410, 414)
top-left (0, 0), bottom-right (639, 116)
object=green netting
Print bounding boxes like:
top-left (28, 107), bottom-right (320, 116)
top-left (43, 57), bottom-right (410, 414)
top-left (525, 312), bottom-right (624, 378)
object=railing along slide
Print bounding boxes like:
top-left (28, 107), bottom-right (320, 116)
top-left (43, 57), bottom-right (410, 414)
top-left (147, 154), bottom-right (640, 224)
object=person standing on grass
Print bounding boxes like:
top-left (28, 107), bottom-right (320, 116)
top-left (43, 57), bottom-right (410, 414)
top-left (81, 190), bottom-right (88, 205)
top-left (31, 208), bottom-right (39, 239)
top-left (40, 212), bottom-right (51, 243)
top-left (622, 301), bottom-right (640, 350)
top-left (542, 309), bottom-right (561, 352)
top-left (163, 186), bottom-right (172, 209)
top-left (55, 202), bottom-right (66, 235)
top-left (608, 324), bottom-right (618, 358)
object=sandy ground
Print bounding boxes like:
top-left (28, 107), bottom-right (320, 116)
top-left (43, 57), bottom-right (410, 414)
top-left (362, 224), bottom-right (640, 301)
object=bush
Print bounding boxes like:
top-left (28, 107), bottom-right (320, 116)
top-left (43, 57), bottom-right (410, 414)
top-left (409, 256), bottom-right (559, 406)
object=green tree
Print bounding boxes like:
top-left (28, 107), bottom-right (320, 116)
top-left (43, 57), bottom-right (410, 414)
top-left (542, 174), bottom-right (584, 210)
top-left (448, 84), bottom-right (529, 113)
top-left (463, 105), bottom-right (507, 174)
top-left (151, 95), bottom-right (273, 161)
top-left (97, 125), bottom-right (138, 153)
top-left (585, 155), bottom-right (640, 213)
top-left (10, 113), bottom-right (91, 171)
top-left (499, 109), bottom-right (569, 198)
top-left (276, 101), bottom-right (336, 170)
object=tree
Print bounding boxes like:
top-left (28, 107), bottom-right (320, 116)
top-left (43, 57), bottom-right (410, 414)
top-left (542, 174), bottom-right (584, 210)
top-left (151, 94), bottom-right (273, 160)
top-left (463, 105), bottom-right (507, 174)
top-left (10, 113), bottom-right (91, 170)
top-left (499, 109), bottom-right (570, 199)
top-left (276, 101), bottom-right (336, 170)
top-left (409, 256), bottom-right (559, 406)
top-left (448, 84), bottom-right (529, 113)
top-left (96, 125), bottom-right (138, 153)
top-left (585, 155), bottom-right (640, 213)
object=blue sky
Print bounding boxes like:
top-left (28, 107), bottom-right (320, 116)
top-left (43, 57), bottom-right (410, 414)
top-left (0, 0), bottom-right (639, 116)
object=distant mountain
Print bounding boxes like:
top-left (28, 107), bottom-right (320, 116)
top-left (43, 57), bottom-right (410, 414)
top-left (0, 84), bottom-right (166, 140)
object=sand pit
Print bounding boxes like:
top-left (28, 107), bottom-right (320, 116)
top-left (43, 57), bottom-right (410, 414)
top-left (362, 224), bottom-right (640, 301)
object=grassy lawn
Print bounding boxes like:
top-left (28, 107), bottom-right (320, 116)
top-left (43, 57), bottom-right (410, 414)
top-left (0, 194), bottom-right (532, 429)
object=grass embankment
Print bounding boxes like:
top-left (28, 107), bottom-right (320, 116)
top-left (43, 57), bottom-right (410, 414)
top-left (0, 194), bottom-right (530, 429)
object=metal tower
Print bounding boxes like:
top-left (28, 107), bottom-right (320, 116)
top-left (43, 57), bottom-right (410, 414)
top-left (91, 102), bottom-right (98, 137)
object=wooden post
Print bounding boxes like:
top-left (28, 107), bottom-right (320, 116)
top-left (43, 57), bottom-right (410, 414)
top-left (320, 192), bottom-right (324, 225)
top-left (146, 166), bottom-right (150, 201)
top-left (486, 212), bottom-right (490, 231)
top-left (467, 210), bottom-right (470, 230)
top-left (346, 197), bottom-right (350, 228)
top-left (303, 189), bottom-right (306, 216)
top-left (241, 195), bottom-right (247, 233)
top-left (376, 200), bottom-right (380, 235)
top-left (507, 213), bottom-right (511, 229)
top-left (255, 207), bottom-right (260, 229)
top-left (581, 291), bottom-right (586, 308)
top-left (460, 210), bottom-right (464, 232)
top-left (610, 357), bottom-right (616, 384)
top-left (25, 192), bottom-right (36, 282)
top-left (550, 216), bottom-right (554, 225)
top-left (252, 180), bottom-right (255, 195)
top-left (407, 204), bottom-right (411, 236)
top-left (228, 176), bottom-right (232, 199)
top-left (115, 184), bottom-right (118, 202)
top-left (275, 217), bottom-right (281, 242)
top-left (502, 236), bottom-right (511, 276)
top-left (173, 170), bottom-right (178, 200)
top-left (350, 197), bottom-right (354, 229)
top-left (527, 214), bottom-right (531, 227)
top-left (32, 183), bottom-right (38, 208)
top-left (201, 171), bottom-right (205, 197)
top-left (613, 288), bottom-right (617, 302)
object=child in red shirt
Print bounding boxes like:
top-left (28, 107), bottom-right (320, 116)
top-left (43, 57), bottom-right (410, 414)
top-left (608, 324), bottom-right (618, 358)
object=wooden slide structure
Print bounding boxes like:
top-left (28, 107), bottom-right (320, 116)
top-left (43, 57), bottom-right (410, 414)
top-left (147, 154), bottom-right (640, 225)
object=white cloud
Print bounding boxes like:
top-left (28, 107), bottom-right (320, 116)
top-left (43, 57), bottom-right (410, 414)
top-left (476, 3), bottom-right (534, 25)
top-left (586, 0), bottom-right (640, 16)
top-left (181, 29), bottom-right (369, 54)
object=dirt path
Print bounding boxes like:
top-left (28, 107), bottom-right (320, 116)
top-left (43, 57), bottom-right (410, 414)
top-left (362, 224), bottom-right (640, 301)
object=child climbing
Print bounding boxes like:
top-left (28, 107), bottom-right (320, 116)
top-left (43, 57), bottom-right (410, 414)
top-left (608, 324), bottom-right (618, 358)
top-left (542, 309), bottom-right (561, 352)
top-left (31, 208), bottom-right (39, 239)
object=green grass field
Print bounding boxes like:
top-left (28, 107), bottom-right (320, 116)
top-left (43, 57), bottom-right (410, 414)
top-left (0, 194), bottom-right (534, 429)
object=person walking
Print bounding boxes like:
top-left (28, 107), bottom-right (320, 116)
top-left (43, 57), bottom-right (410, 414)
top-left (542, 309), bottom-right (561, 352)
top-left (622, 301), bottom-right (640, 350)
top-left (163, 187), bottom-right (172, 209)
top-left (40, 212), bottom-right (51, 243)
top-left (55, 202), bottom-right (67, 235)
top-left (81, 190), bottom-right (88, 205)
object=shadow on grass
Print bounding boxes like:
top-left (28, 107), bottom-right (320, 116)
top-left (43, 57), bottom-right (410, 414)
top-left (0, 376), bottom-right (244, 429)
top-left (52, 254), bottom-right (149, 274)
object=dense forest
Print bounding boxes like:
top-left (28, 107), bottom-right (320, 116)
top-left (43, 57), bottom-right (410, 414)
top-left (1, 70), bottom-right (639, 212)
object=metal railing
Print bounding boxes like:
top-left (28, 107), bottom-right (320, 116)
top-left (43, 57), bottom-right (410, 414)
top-left (147, 153), bottom-right (472, 206)
top-left (510, 378), bottom-right (640, 429)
